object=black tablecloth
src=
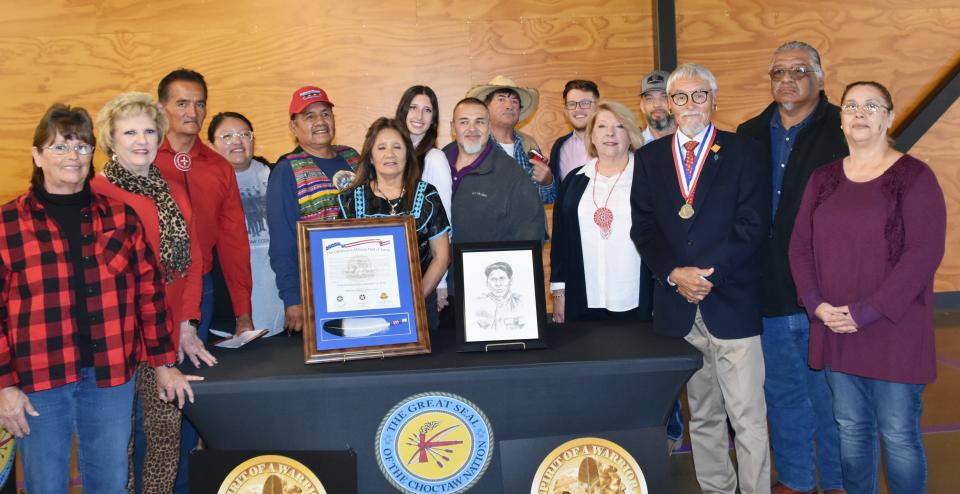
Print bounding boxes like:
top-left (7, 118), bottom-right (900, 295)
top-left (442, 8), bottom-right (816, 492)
top-left (183, 321), bottom-right (701, 492)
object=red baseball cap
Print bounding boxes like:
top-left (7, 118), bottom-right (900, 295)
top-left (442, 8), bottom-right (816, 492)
top-left (289, 86), bottom-right (335, 117)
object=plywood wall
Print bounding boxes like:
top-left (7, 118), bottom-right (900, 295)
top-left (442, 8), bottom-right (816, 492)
top-left (0, 0), bottom-right (957, 290)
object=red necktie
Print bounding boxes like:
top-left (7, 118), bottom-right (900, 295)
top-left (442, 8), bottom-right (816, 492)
top-left (683, 140), bottom-right (699, 178)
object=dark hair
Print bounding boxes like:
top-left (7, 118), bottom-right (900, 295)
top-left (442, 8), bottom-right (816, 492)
top-left (452, 97), bottom-right (488, 117)
top-left (484, 262), bottom-right (513, 279)
top-left (349, 118), bottom-right (421, 212)
top-left (484, 88), bottom-right (521, 108)
top-left (841, 81), bottom-right (894, 111)
top-left (158, 68), bottom-right (208, 102)
top-left (395, 86), bottom-right (440, 170)
top-left (208, 111), bottom-right (254, 143)
top-left (562, 80), bottom-right (600, 100)
top-left (31, 104), bottom-right (96, 189)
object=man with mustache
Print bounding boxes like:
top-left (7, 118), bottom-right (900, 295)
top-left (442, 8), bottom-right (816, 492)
top-left (547, 79), bottom-right (599, 184)
top-left (154, 67), bottom-right (253, 494)
top-left (631, 63), bottom-right (771, 494)
top-left (638, 70), bottom-right (677, 144)
top-left (467, 76), bottom-right (556, 203)
top-left (443, 98), bottom-right (544, 244)
top-left (266, 86), bottom-right (360, 333)
top-left (737, 41), bottom-right (847, 494)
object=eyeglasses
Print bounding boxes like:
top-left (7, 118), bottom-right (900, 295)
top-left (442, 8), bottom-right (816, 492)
top-left (840, 102), bottom-right (889, 115)
top-left (45, 143), bottom-right (94, 156)
top-left (565, 99), bottom-right (595, 110)
top-left (669, 90), bottom-right (711, 106)
top-left (217, 131), bottom-right (254, 143)
top-left (769, 66), bottom-right (818, 81)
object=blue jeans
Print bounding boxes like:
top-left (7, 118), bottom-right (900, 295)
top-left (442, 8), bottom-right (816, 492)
top-left (761, 314), bottom-right (842, 491)
top-left (173, 272), bottom-right (214, 493)
top-left (826, 370), bottom-right (927, 494)
top-left (18, 367), bottom-right (135, 493)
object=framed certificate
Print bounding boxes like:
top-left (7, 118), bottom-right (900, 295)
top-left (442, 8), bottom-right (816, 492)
top-left (452, 241), bottom-right (548, 352)
top-left (297, 217), bottom-right (431, 364)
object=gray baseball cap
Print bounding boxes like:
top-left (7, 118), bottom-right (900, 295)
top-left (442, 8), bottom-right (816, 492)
top-left (639, 70), bottom-right (670, 95)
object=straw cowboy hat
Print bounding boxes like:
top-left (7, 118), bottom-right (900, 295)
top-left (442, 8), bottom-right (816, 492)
top-left (466, 75), bottom-right (540, 122)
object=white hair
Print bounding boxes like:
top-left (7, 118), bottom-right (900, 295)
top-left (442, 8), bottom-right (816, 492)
top-left (666, 63), bottom-right (718, 94)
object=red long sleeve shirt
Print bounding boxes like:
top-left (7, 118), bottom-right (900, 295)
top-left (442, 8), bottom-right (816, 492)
top-left (154, 137), bottom-right (252, 316)
top-left (0, 190), bottom-right (176, 393)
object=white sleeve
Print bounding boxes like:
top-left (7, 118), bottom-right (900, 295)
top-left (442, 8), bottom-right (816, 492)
top-left (421, 149), bottom-right (453, 224)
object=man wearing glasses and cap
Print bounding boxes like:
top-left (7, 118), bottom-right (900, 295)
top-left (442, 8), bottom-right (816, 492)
top-left (467, 75), bottom-right (556, 203)
top-left (638, 70), bottom-right (677, 144)
top-left (547, 79), bottom-right (599, 184)
top-left (266, 86), bottom-right (360, 333)
top-left (736, 41), bottom-right (847, 494)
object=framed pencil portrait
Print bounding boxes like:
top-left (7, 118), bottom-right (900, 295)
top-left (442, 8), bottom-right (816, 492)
top-left (452, 241), bottom-right (548, 352)
top-left (297, 216), bottom-right (431, 364)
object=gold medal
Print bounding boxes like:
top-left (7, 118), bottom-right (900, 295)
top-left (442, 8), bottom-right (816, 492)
top-left (679, 203), bottom-right (694, 219)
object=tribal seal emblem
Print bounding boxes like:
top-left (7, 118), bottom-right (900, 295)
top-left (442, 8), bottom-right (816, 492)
top-left (217, 454), bottom-right (327, 494)
top-left (531, 437), bottom-right (647, 494)
top-left (173, 152), bottom-right (192, 172)
top-left (376, 392), bottom-right (493, 493)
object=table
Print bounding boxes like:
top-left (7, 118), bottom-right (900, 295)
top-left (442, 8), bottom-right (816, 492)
top-left (183, 321), bottom-right (701, 493)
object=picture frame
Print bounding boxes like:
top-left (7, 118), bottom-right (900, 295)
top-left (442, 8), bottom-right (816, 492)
top-left (297, 216), bottom-right (431, 364)
top-left (452, 241), bottom-right (548, 352)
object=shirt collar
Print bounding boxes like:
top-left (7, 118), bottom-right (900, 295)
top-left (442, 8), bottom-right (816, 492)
top-left (159, 135), bottom-right (210, 159)
top-left (770, 106), bottom-right (816, 132)
top-left (577, 154), bottom-right (634, 178)
top-left (675, 125), bottom-right (710, 147)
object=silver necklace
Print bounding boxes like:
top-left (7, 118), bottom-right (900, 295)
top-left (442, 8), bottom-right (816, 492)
top-left (374, 181), bottom-right (405, 214)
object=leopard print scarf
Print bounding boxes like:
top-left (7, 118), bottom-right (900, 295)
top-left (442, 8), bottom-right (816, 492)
top-left (103, 158), bottom-right (191, 282)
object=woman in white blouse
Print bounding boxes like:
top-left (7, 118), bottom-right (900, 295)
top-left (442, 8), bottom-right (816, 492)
top-left (550, 100), bottom-right (653, 322)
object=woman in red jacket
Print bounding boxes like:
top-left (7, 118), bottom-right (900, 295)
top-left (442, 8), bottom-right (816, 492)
top-left (92, 92), bottom-right (214, 493)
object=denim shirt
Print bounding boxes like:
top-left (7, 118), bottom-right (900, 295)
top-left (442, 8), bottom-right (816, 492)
top-left (769, 110), bottom-right (814, 216)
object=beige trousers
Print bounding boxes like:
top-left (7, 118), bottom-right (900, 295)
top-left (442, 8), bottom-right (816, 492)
top-left (683, 308), bottom-right (770, 494)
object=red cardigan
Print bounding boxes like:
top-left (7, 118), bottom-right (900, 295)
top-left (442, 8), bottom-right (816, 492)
top-left (91, 174), bottom-right (203, 351)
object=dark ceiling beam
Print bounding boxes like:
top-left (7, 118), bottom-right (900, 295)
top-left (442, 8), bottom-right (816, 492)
top-left (652, 0), bottom-right (678, 72)
top-left (892, 60), bottom-right (960, 152)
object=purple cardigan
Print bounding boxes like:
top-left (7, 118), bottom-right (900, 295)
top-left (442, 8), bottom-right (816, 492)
top-left (789, 154), bottom-right (945, 384)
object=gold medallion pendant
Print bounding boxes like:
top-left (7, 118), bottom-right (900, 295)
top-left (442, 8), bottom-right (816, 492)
top-left (678, 203), bottom-right (695, 219)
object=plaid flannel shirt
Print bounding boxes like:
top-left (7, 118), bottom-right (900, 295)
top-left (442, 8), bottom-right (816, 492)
top-left (0, 189), bottom-right (175, 393)
top-left (492, 130), bottom-right (557, 204)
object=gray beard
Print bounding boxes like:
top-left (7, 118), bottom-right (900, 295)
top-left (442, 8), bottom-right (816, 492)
top-left (462, 140), bottom-right (484, 154)
top-left (646, 114), bottom-right (675, 132)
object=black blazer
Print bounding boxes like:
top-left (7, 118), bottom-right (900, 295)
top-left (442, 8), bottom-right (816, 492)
top-left (551, 164), bottom-right (654, 322)
top-left (630, 130), bottom-right (771, 339)
top-left (736, 92), bottom-right (848, 317)
top-left (548, 131), bottom-right (574, 186)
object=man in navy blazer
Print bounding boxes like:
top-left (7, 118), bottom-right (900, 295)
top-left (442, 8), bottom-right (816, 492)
top-left (630, 63), bottom-right (771, 494)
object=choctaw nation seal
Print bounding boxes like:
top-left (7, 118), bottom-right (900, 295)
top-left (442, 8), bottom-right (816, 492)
top-left (217, 454), bottom-right (327, 494)
top-left (376, 392), bottom-right (493, 494)
top-left (0, 428), bottom-right (13, 489)
top-left (531, 437), bottom-right (647, 494)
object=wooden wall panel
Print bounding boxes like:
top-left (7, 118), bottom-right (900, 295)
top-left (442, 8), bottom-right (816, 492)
top-left (468, 15), bottom-right (654, 149)
top-left (910, 100), bottom-right (960, 293)
top-left (0, 0), bottom-right (956, 290)
top-left (418, 0), bottom-right (645, 20)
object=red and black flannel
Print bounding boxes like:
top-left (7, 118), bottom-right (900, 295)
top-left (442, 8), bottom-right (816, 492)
top-left (0, 190), bottom-right (176, 393)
